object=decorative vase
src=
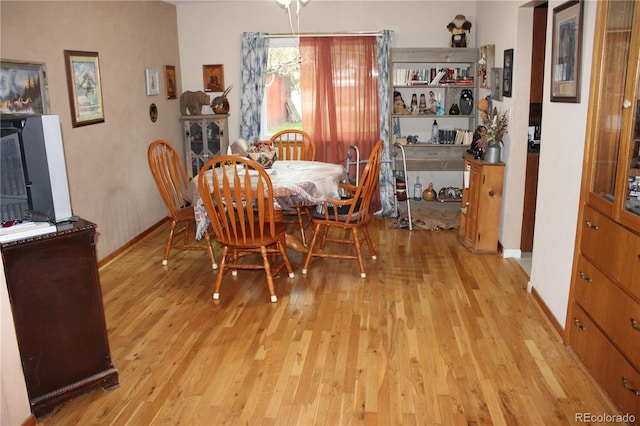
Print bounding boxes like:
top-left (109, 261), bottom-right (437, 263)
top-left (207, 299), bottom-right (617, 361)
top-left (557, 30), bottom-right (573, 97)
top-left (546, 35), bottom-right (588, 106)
top-left (484, 143), bottom-right (501, 163)
top-left (422, 182), bottom-right (436, 201)
top-left (460, 89), bottom-right (474, 115)
top-left (449, 103), bottom-right (460, 115)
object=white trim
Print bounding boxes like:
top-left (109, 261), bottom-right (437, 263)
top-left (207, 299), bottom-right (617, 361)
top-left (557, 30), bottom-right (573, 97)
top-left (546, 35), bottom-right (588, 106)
top-left (503, 248), bottom-right (521, 258)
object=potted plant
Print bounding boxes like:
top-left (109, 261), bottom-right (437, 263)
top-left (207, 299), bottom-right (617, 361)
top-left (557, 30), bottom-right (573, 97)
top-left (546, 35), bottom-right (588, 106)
top-left (478, 107), bottom-right (509, 163)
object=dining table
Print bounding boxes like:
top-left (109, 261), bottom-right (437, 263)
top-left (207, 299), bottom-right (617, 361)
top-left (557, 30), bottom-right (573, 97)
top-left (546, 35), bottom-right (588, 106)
top-left (186, 159), bottom-right (347, 252)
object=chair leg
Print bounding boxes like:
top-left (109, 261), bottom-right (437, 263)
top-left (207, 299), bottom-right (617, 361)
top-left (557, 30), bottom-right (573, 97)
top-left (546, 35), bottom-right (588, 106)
top-left (202, 230), bottom-right (218, 269)
top-left (277, 234), bottom-right (295, 278)
top-left (361, 225), bottom-right (377, 260)
top-left (183, 221), bottom-right (190, 246)
top-left (213, 246), bottom-right (229, 300)
top-left (259, 246), bottom-right (278, 302)
top-left (162, 220), bottom-right (178, 265)
top-left (301, 223), bottom-right (322, 274)
top-left (352, 228), bottom-right (366, 278)
top-left (296, 207), bottom-right (307, 246)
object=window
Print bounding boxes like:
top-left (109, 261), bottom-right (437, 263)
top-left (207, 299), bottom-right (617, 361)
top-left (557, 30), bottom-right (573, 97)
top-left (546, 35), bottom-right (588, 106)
top-left (262, 37), bottom-right (303, 139)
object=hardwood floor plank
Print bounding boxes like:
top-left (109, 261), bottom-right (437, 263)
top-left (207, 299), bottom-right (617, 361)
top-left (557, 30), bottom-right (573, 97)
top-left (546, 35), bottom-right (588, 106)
top-left (35, 218), bottom-right (619, 425)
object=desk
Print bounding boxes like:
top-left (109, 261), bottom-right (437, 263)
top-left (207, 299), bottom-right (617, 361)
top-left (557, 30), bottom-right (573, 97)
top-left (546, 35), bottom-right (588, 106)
top-left (187, 160), bottom-right (346, 242)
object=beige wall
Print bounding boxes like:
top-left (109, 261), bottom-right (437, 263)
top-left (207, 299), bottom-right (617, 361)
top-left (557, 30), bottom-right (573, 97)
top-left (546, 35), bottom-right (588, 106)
top-left (1, 2), bottom-right (181, 422)
top-left (1, 1), bottom-right (181, 260)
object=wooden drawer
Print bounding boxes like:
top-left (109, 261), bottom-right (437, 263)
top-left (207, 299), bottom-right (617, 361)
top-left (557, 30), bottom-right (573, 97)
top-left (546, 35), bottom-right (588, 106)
top-left (570, 303), bottom-right (640, 419)
top-left (574, 256), bottom-right (640, 371)
top-left (581, 206), bottom-right (640, 300)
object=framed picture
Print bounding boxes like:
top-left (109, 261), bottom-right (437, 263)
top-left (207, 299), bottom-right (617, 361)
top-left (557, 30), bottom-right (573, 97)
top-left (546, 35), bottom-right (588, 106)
top-left (64, 50), bottom-right (105, 127)
top-left (145, 68), bottom-right (160, 96)
top-left (164, 65), bottom-right (177, 99)
top-left (491, 68), bottom-right (503, 101)
top-left (0, 60), bottom-right (50, 115)
top-left (550, 0), bottom-right (583, 103)
top-left (502, 49), bottom-right (514, 98)
top-left (203, 64), bottom-right (224, 92)
top-left (478, 44), bottom-right (495, 89)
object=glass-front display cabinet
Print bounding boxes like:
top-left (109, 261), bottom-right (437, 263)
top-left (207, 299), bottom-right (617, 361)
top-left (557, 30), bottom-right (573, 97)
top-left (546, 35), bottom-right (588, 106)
top-left (586, 0), bottom-right (640, 229)
top-left (181, 115), bottom-right (229, 178)
top-left (566, 0), bottom-right (640, 419)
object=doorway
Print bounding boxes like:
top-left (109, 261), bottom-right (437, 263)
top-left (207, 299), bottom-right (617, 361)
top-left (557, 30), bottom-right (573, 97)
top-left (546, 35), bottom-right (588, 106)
top-left (520, 2), bottom-right (548, 255)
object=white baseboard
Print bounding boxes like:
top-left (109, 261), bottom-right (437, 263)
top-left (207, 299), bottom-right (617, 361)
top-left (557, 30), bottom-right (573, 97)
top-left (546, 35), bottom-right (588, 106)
top-left (503, 249), bottom-right (522, 259)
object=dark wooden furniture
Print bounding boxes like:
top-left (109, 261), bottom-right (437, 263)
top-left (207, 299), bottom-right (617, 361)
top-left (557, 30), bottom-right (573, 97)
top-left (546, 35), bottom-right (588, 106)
top-left (1, 219), bottom-right (119, 418)
top-left (520, 152), bottom-right (539, 252)
top-left (458, 152), bottom-right (504, 253)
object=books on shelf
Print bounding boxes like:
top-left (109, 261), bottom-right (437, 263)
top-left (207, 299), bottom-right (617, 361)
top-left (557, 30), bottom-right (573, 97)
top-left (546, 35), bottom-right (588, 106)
top-left (394, 66), bottom-right (474, 86)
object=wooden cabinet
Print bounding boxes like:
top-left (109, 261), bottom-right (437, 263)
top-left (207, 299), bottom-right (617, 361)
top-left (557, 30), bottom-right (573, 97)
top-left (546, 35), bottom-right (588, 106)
top-left (181, 114), bottom-right (229, 178)
top-left (458, 152), bottom-right (504, 253)
top-left (1, 219), bottom-right (118, 418)
top-left (566, 0), bottom-right (640, 419)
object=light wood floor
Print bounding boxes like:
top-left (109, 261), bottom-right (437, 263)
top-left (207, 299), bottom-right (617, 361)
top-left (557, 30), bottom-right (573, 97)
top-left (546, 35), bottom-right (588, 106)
top-left (39, 217), bottom-right (616, 425)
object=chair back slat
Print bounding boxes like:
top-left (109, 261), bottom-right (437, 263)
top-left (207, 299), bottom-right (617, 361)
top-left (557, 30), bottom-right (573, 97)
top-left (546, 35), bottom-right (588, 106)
top-left (269, 129), bottom-right (316, 161)
top-left (199, 156), bottom-right (277, 247)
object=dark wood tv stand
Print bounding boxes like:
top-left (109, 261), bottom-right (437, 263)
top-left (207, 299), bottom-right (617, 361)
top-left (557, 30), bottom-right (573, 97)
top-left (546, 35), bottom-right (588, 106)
top-left (1, 218), bottom-right (119, 418)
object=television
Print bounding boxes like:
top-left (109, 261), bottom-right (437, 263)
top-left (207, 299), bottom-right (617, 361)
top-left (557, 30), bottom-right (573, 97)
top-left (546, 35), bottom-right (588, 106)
top-left (0, 115), bottom-right (73, 227)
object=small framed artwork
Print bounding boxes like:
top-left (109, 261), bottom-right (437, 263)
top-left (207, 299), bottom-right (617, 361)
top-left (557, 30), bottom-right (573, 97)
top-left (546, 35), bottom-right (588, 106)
top-left (502, 49), bottom-right (514, 98)
top-left (550, 0), bottom-right (583, 103)
top-left (145, 68), bottom-right (160, 96)
top-left (491, 68), bottom-right (503, 101)
top-left (0, 60), bottom-right (50, 115)
top-left (478, 44), bottom-right (495, 89)
top-left (203, 64), bottom-right (224, 92)
top-left (64, 50), bottom-right (105, 127)
top-left (164, 65), bottom-right (177, 99)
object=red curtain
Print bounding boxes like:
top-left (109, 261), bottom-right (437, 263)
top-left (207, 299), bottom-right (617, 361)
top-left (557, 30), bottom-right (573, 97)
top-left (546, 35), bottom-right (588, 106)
top-left (299, 36), bottom-right (380, 167)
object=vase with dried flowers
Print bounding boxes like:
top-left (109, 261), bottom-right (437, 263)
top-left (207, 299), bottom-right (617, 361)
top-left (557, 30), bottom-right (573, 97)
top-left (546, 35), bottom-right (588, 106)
top-left (478, 107), bottom-right (509, 163)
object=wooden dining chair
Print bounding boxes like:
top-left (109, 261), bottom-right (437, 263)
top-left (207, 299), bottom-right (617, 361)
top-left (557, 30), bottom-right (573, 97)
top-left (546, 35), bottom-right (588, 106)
top-left (269, 129), bottom-right (316, 245)
top-left (147, 140), bottom-right (217, 269)
top-left (301, 140), bottom-right (383, 278)
top-left (269, 129), bottom-right (316, 161)
top-left (198, 155), bottom-right (295, 302)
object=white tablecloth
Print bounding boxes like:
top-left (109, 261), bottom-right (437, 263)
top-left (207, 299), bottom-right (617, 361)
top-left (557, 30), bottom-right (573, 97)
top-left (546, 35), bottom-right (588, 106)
top-left (188, 160), bottom-right (346, 239)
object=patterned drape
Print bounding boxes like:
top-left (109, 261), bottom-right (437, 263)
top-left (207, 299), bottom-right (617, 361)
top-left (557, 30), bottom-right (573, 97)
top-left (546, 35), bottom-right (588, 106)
top-left (376, 30), bottom-right (395, 217)
top-left (240, 32), bottom-right (270, 143)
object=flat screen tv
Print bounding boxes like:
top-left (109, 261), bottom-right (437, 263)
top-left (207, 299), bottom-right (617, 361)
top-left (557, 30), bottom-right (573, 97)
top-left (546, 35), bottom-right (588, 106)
top-left (0, 114), bottom-right (73, 225)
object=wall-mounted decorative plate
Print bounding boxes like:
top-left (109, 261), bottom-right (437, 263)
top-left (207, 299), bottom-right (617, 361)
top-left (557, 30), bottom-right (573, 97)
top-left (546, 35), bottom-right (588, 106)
top-left (149, 103), bottom-right (158, 122)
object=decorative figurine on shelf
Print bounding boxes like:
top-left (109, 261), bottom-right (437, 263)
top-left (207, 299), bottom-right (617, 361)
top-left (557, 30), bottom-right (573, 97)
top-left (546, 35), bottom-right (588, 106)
top-left (410, 93), bottom-right (419, 115)
top-left (180, 90), bottom-right (211, 116)
top-left (447, 14), bottom-right (472, 48)
top-left (419, 94), bottom-right (427, 114)
top-left (468, 124), bottom-right (487, 159)
top-left (393, 91), bottom-right (411, 114)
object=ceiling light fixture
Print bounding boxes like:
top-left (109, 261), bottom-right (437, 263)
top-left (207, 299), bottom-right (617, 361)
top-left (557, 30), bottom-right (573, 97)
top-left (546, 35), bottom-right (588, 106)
top-left (276, 0), bottom-right (310, 37)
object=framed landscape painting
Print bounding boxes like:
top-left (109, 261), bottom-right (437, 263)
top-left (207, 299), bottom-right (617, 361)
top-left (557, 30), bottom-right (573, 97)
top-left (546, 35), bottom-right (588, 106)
top-left (0, 60), bottom-right (50, 115)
